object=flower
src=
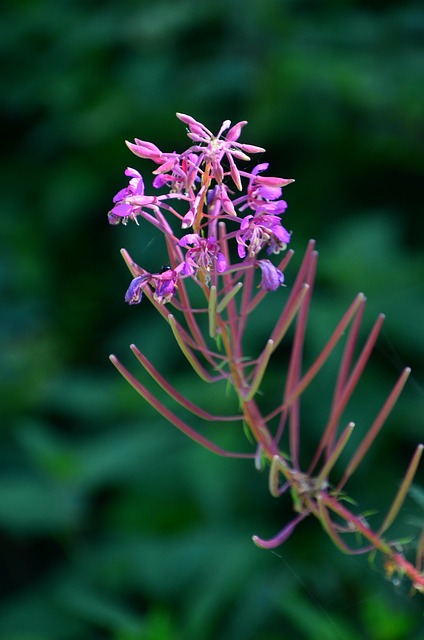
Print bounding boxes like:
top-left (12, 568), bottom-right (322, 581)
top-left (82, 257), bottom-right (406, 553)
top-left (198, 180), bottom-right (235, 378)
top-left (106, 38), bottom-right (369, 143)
top-left (124, 274), bottom-right (152, 304)
top-left (108, 168), bottom-right (157, 225)
top-left (235, 163), bottom-right (293, 216)
top-left (124, 262), bottom-right (193, 305)
top-left (152, 267), bottom-right (179, 304)
top-left (179, 234), bottom-right (227, 281)
top-left (236, 212), bottom-right (291, 258)
top-left (257, 259), bottom-right (285, 291)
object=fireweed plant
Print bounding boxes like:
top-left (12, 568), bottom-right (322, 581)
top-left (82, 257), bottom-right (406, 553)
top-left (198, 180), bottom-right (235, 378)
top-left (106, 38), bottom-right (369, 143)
top-left (108, 113), bottom-right (424, 593)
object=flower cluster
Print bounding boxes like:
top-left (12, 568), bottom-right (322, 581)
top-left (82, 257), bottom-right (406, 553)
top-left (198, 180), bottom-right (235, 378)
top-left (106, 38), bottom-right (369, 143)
top-left (109, 113), bottom-right (293, 304)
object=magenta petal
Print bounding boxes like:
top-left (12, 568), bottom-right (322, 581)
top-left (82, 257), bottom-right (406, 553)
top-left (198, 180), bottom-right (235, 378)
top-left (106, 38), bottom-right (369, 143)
top-left (240, 215), bottom-right (252, 231)
top-left (124, 167), bottom-right (142, 179)
top-left (178, 261), bottom-right (195, 276)
top-left (216, 252), bottom-right (227, 272)
top-left (252, 163), bottom-right (269, 175)
top-left (226, 120), bottom-right (247, 141)
top-left (274, 225), bottom-right (291, 244)
top-left (125, 140), bottom-right (162, 160)
top-left (271, 200), bottom-right (288, 215)
top-left (125, 275), bottom-right (150, 304)
top-left (152, 175), bottom-right (168, 188)
top-left (113, 187), bottom-right (128, 203)
top-left (128, 195), bottom-right (156, 206)
top-left (179, 233), bottom-right (199, 247)
top-left (237, 243), bottom-right (247, 259)
top-left (111, 203), bottom-right (133, 217)
top-left (258, 185), bottom-right (282, 200)
top-left (258, 260), bottom-right (285, 291)
top-left (153, 158), bottom-right (177, 174)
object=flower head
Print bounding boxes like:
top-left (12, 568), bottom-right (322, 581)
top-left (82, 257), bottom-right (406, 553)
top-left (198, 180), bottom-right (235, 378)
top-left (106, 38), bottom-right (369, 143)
top-left (111, 114), bottom-right (294, 307)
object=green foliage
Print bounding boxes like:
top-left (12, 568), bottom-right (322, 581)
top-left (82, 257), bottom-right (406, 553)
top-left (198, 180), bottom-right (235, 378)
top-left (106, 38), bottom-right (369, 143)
top-left (1, 0), bottom-right (423, 638)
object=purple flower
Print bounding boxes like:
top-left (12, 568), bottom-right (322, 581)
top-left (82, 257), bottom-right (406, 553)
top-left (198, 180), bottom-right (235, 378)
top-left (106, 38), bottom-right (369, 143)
top-left (179, 234), bottom-right (227, 281)
top-left (257, 259), bottom-right (285, 291)
top-left (108, 168), bottom-right (157, 225)
top-left (152, 262), bottom-right (194, 303)
top-left (235, 163), bottom-right (293, 217)
top-left (236, 213), bottom-right (291, 258)
top-left (125, 274), bottom-right (152, 304)
top-left (153, 268), bottom-right (179, 304)
top-left (125, 262), bottom-right (193, 306)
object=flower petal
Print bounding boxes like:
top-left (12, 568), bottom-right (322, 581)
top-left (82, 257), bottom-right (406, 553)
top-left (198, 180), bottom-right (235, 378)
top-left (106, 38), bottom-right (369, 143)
top-left (257, 260), bottom-right (285, 291)
top-left (125, 275), bottom-right (151, 304)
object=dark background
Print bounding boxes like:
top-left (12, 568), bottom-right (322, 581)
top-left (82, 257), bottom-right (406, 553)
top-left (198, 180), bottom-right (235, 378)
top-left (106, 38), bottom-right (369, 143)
top-left (1, 1), bottom-right (424, 638)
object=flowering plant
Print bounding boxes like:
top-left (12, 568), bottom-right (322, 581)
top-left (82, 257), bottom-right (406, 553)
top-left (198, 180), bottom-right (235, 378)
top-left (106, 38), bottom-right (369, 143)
top-left (108, 113), bottom-right (424, 592)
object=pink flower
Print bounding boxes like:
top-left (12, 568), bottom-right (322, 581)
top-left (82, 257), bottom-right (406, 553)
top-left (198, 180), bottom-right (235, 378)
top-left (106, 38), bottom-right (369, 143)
top-left (235, 163), bottom-right (293, 216)
top-left (179, 234), bottom-right (227, 281)
top-left (236, 212), bottom-right (291, 258)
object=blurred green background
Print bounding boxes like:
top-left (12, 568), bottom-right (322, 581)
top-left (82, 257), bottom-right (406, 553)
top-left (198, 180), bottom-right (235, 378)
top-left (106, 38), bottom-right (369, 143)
top-left (1, 0), bottom-right (424, 638)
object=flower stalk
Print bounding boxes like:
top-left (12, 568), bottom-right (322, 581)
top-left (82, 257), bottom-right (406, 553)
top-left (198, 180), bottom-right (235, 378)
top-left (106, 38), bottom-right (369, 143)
top-left (107, 113), bottom-right (424, 593)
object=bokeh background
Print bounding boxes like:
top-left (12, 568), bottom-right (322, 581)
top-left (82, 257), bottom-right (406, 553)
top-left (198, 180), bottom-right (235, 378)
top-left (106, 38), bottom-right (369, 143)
top-left (1, 0), bottom-right (424, 638)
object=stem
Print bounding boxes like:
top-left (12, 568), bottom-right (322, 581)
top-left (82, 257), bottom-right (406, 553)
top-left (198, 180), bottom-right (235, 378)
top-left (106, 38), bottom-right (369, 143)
top-left (168, 314), bottom-right (223, 382)
top-left (378, 444), bottom-right (424, 536)
top-left (315, 422), bottom-right (355, 487)
top-left (323, 493), bottom-right (424, 590)
top-left (336, 367), bottom-right (411, 491)
top-left (109, 354), bottom-right (252, 458)
top-left (208, 285), bottom-right (217, 338)
top-left (244, 339), bottom-right (274, 401)
top-left (241, 397), bottom-right (279, 457)
top-left (284, 292), bottom-right (366, 408)
top-left (130, 343), bottom-right (243, 422)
